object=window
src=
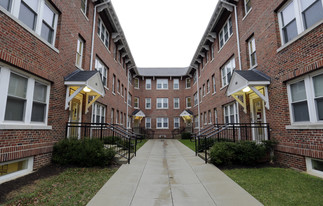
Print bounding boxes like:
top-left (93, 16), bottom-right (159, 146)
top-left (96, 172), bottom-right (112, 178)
top-left (306, 157), bottom-right (323, 178)
top-left (146, 79), bottom-right (151, 90)
top-left (95, 58), bottom-right (108, 87)
top-left (117, 79), bottom-right (120, 93)
top-left (120, 112), bottom-right (123, 125)
top-left (128, 93), bottom-right (132, 106)
top-left (221, 57), bottom-right (236, 87)
top-left (203, 84), bottom-right (206, 96)
top-left (212, 74), bottom-right (216, 93)
top-left (287, 72), bottom-right (323, 124)
top-left (207, 80), bottom-right (210, 93)
top-left (200, 113), bottom-right (203, 126)
top-left (173, 79), bottom-right (179, 90)
top-left (0, 157), bottom-right (33, 184)
top-left (116, 110), bottom-right (119, 124)
top-left (174, 117), bottom-right (180, 129)
top-left (134, 97), bottom-right (139, 108)
top-left (211, 44), bottom-right (215, 60)
top-left (194, 115), bottom-right (199, 128)
top-left (0, 67), bottom-right (50, 126)
top-left (199, 88), bottom-right (202, 102)
top-left (121, 84), bottom-right (124, 96)
top-left (145, 117), bottom-right (151, 129)
top-left (134, 78), bottom-right (139, 89)
top-left (92, 103), bottom-right (106, 123)
top-left (156, 117), bottom-right (168, 129)
top-left (278, 0), bottom-right (323, 45)
top-left (1, 0), bottom-right (58, 45)
top-left (214, 108), bottom-right (218, 124)
top-left (111, 108), bottom-right (114, 123)
top-left (194, 93), bottom-right (198, 106)
top-left (157, 98), bottom-right (168, 109)
top-left (174, 98), bottom-right (180, 109)
top-left (244, 0), bottom-right (252, 14)
top-left (186, 97), bottom-right (192, 108)
top-left (144, 98), bottom-right (151, 109)
top-left (81, 0), bottom-right (87, 14)
top-left (112, 74), bottom-right (116, 93)
top-left (204, 112), bottom-right (207, 125)
top-left (248, 36), bottom-right (257, 68)
top-left (193, 72), bottom-right (197, 84)
top-left (186, 78), bottom-right (191, 88)
top-left (208, 110), bottom-right (212, 124)
top-left (219, 17), bottom-right (233, 49)
top-left (223, 102), bottom-right (239, 123)
top-left (97, 17), bottom-right (110, 49)
top-left (156, 79), bottom-right (168, 90)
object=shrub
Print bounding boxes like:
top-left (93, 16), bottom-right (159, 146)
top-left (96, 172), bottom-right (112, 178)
top-left (103, 136), bottom-right (120, 144)
top-left (52, 138), bottom-right (116, 167)
top-left (210, 142), bottom-right (236, 165)
top-left (181, 132), bottom-right (191, 139)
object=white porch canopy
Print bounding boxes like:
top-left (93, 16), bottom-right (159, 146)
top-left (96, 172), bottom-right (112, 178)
top-left (132, 109), bottom-right (146, 122)
top-left (64, 70), bottom-right (105, 114)
top-left (226, 69), bottom-right (270, 113)
top-left (180, 109), bottom-right (193, 123)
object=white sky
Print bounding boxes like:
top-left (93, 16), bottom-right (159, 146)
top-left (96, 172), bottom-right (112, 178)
top-left (112, 0), bottom-right (219, 67)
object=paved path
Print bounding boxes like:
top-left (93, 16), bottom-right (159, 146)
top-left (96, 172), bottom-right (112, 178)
top-left (87, 139), bottom-right (263, 206)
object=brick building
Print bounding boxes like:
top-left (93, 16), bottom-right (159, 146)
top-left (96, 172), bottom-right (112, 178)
top-left (0, 0), bottom-right (323, 183)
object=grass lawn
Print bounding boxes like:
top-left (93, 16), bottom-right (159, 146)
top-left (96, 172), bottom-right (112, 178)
top-left (136, 139), bottom-right (148, 150)
top-left (4, 167), bottom-right (117, 206)
top-left (223, 167), bottom-right (323, 206)
top-left (178, 139), bottom-right (195, 151)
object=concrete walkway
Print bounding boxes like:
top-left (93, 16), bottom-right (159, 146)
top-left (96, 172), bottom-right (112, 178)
top-left (87, 139), bottom-right (263, 206)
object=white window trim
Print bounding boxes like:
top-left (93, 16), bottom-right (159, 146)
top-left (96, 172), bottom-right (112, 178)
top-left (156, 79), bottom-right (168, 90)
top-left (248, 36), bottom-right (257, 69)
top-left (173, 79), bottom-right (179, 90)
top-left (173, 98), bottom-right (180, 109)
top-left (286, 69), bottom-right (323, 128)
top-left (145, 79), bottom-right (151, 90)
top-left (223, 102), bottom-right (239, 124)
top-left (156, 117), bottom-right (169, 129)
top-left (95, 58), bottom-right (108, 88)
top-left (0, 66), bottom-right (51, 129)
top-left (145, 98), bottom-right (151, 109)
top-left (218, 16), bottom-right (233, 50)
top-left (134, 78), bottom-right (139, 89)
top-left (244, 0), bottom-right (252, 17)
top-left (221, 57), bottom-right (236, 88)
top-left (185, 78), bottom-right (191, 89)
top-left (134, 97), bottom-right (139, 109)
top-left (156, 98), bottom-right (168, 109)
top-left (306, 157), bottom-right (323, 178)
top-left (145, 117), bottom-right (151, 129)
top-left (97, 17), bottom-right (110, 51)
top-left (0, 0), bottom-right (59, 52)
top-left (81, 0), bottom-right (87, 15)
top-left (186, 97), bottom-right (192, 108)
top-left (76, 37), bottom-right (84, 69)
top-left (0, 157), bottom-right (34, 184)
top-left (91, 103), bottom-right (106, 124)
top-left (174, 117), bottom-right (180, 129)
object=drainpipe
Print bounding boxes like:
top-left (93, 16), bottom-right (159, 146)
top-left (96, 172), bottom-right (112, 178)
top-left (196, 70), bottom-right (201, 135)
top-left (220, 0), bottom-right (242, 70)
top-left (90, 0), bottom-right (111, 71)
top-left (126, 69), bottom-right (130, 129)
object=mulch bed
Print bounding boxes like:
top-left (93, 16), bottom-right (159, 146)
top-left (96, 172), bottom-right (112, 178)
top-left (0, 164), bottom-right (67, 203)
top-left (217, 162), bottom-right (285, 170)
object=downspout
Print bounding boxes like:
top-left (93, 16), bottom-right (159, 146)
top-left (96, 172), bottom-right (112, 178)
top-left (126, 69), bottom-right (130, 129)
top-left (196, 70), bottom-right (201, 135)
top-left (90, 0), bottom-right (111, 71)
top-left (220, 0), bottom-right (242, 70)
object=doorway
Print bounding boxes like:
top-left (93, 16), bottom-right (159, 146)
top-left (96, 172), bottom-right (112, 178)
top-left (250, 95), bottom-right (267, 142)
top-left (68, 96), bottom-right (82, 139)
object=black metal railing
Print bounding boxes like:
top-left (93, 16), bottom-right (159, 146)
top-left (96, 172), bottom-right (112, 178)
top-left (171, 127), bottom-right (185, 139)
top-left (133, 127), bottom-right (155, 139)
top-left (66, 122), bottom-right (138, 164)
top-left (195, 123), bottom-right (270, 163)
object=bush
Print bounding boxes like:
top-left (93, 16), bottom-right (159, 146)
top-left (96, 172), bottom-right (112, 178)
top-left (52, 138), bottom-right (116, 167)
top-left (103, 136), bottom-right (121, 144)
top-left (181, 132), bottom-right (191, 139)
top-left (209, 141), bottom-right (267, 166)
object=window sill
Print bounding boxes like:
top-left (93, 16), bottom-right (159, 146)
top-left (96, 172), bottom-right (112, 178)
top-left (185, 87), bottom-right (191, 89)
top-left (156, 128), bottom-right (169, 130)
top-left (220, 85), bottom-right (228, 91)
top-left (0, 7), bottom-right (59, 54)
top-left (212, 92), bottom-right (216, 96)
top-left (80, 9), bottom-right (89, 21)
top-left (286, 124), bottom-right (323, 130)
top-left (75, 65), bottom-right (84, 70)
top-left (277, 19), bottom-right (323, 53)
top-left (218, 35), bottom-right (233, 53)
top-left (104, 86), bottom-right (109, 90)
top-left (0, 124), bottom-right (52, 130)
top-left (112, 92), bottom-right (116, 96)
top-left (242, 8), bottom-right (252, 21)
top-left (248, 64), bottom-right (258, 70)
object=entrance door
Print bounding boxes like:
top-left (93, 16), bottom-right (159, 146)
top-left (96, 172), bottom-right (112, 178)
top-left (69, 98), bottom-right (82, 138)
top-left (250, 97), bottom-right (267, 142)
top-left (133, 119), bottom-right (140, 134)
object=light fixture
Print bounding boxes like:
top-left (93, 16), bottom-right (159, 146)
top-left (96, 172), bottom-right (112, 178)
top-left (242, 86), bottom-right (250, 93)
top-left (83, 86), bottom-right (91, 93)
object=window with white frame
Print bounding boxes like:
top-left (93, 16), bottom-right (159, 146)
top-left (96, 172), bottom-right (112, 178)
top-left (214, 108), bottom-right (218, 124)
top-left (203, 84), bottom-right (206, 96)
top-left (194, 115), bottom-right (199, 128)
top-left (120, 112), bottom-right (123, 125)
top-left (200, 113), bottom-right (203, 126)
top-left (219, 17), bottom-right (233, 49)
top-left (121, 84), bottom-right (124, 96)
top-left (207, 80), bottom-right (210, 93)
top-left (186, 78), bottom-right (191, 88)
top-left (194, 93), bottom-right (198, 106)
top-left (306, 157), bottom-right (323, 178)
top-left (145, 79), bottom-right (151, 90)
top-left (248, 36), bottom-right (257, 68)
top-left (244, 0), bottom-right (252, 15)
top-left (145, 117), bottom-right (151, 129)
top-left (97, 17), bottom-right (110, 49)
top-left (174, 98), bottom-right (180, 109)
top-left (128, 93), bottom-right (132, 106)
top-left (112, 74), bottom-right (116, 93)
top-left (223, 102), bottom-right (239, 124)
top-left (173, 79), bottom-right (179, 90)
top-left (156, 117), bottom-right (168, 129)
top-left (212, 74), bottom-right (216, 93)
top-left (95, 58), bottom-right (108, 87)
top-left (200, 88), bottom-right (202, 102)
top-left (204, 112), bottom-right (207, 125)
top-left (221, 57), bottom-right (236, 87)
top-left (81, 0), bottom-right (87, 15)
top-left (116, 110), bottom-right (119, 124)
top-left (134, 78), bottom-right (139, 89)
top-left (91, 103), bottom-right (106, 123)
top-left (0, 67), bottom-right (50, 125)
top-left (156, 79), bottom-right (168, 90)
top-left (211, 44), bottom-right (215, 60)
top-left (134, 97), bottom-right (139, 108)
top-left (174, 117), bottom-right (180, 128)
top-left (278, 0), bottom-right (323, 45)
top-left (186, 97), bottom-right (192, 108)
top-left (111, 108), bottom-right (114, 123)
top-left (117, 79), bottom-right (120, 93)
top-left (0, 0), bottom-right (59, 45)
top-left (157, 98), bottom-right (168, 109)
top-left (287, 72), bottom-right (323, 124)
top-left (208, 110), bottom-right (212, 124)
top-left (145, 98), bottom-right (151, 109)
top-left (193, 72), bottom-right (197, 84)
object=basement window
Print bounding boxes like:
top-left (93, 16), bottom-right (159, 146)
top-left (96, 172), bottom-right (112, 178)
top-left (0, 157), bottom-right (34, 184)
top-left (306, 157), bottom-right (323, 178)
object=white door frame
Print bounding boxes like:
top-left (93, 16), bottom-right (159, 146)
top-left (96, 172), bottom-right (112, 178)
top-left (67, 93), bottom-right (83, 139)
top-left (249, 92), bottom-right (268, 142)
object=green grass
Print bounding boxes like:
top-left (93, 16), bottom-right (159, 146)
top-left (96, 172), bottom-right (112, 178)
top-left (136, 139), bottom-right (148, 150)
top-left (223, 167), bottom-right (323, 206)
top-left (4, 167), bottom-right (117, 206)
top-left (179, 139), bottom-right (195, 151)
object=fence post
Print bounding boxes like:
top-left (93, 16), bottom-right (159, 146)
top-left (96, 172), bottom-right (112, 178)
top-left (204, 136), bottom-right (207, 164)
top-left (267, 124), bottom-right (271, 140)
top-left (65, 122), bottom-right (68, 138)
top-left (195, 134), bottom-right (198, 156)
top-left (84, 124), bottom-right (87, 138)
top-left (232, 124), bottom-right (235, 142)
top-left (128, 138), bottom-right (131, 164)
top-left (100, 123), bottom-right (103, 141)
top-left (134, 135), bottom-right (137, 157)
